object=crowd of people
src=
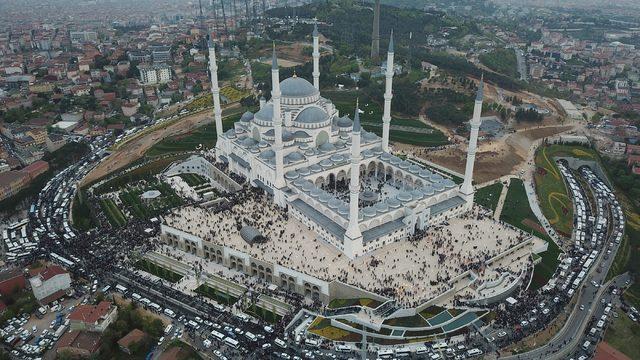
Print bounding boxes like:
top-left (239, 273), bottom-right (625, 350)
top-left (163, 185), bottom-right (534, 308)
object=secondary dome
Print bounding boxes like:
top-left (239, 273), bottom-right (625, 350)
top-left (254, 103), bottom-right (274, 122)
top-left (280, 76), bottom-right (318, 97)
top-left (295, 106), bottom-right (329, 124)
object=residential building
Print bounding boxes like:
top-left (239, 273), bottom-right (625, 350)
top-left (117, 329), bottom-right (149, 355)
top-left (57, 331), bottom-right (102, 358)
top-left (138, 64), bottom-right (172, 85)
top-left (0, 269), bottom-right (26, 296)
top-left (70, 31), bottom-right (98, 44)
top-left (28, 265), bottom-right (71, 304)
top-left (68, 301), bottom-right (118, 332)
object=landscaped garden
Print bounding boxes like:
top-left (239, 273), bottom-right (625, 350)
top-left (178, 173), bottom-right (208, 187)
top-left (99, 198), bottom-right (127, 227)
top-left (500, 178), bottom-right (561, 290)
top-left (195, 284), bottom-right (239, 306)
top-left (308, 317), bottom-right (362, 342)
top-left (245, 303), bottom-right (282, 324)
top-left (135, 259), bottom-right (184, 283)
top-left (534, 144), bottom-right (598, 238)
top-left (118, 181), bottom-right (183, 220)
top-left (323, 90), bottom-right (449, 147)
top-left (474, 182), bottom-right (504, 213)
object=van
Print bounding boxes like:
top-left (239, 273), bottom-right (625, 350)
top-left (582, 341), bottom-right (590, 351)
top-left (274, 338), bottom-right (287, 348)
top-left (466, 348), bottom-right (483, 357)
top-left (163, 308), bottom-right (176, 318)
top-left (244, 332), bottom-right (257, 342)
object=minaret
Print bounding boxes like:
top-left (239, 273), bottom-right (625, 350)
top-left (208, 40), bottom-right (224, 159)
top-left (344, 102), bottom-right (363, 256)
top-left (312, 22), bottom-right (320, 91)
top-left (370, 0), bottom-right (381, 61)
top-left (381, 30), bottom-right (395, 153)
top-left (460, 76), bottom-right (484, 202)
top-left (271, 44), bottom-right (285, 191)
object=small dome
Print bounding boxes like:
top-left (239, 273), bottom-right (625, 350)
top-left (310, 188), bottom-right (322, 197)
top-left (241, 137), bottom-right (257, 147)
top-left (336, 116), bottom-right (353, 128)
top-left (399, 161), bottom-right (411, 169)
top-left (328, 198), bottom-right (341, 209)
top-left (421, 186), bottom-right (435, 196)
top-left (302, 181), bottom-right (314, 191)
top-left (374, 202), bottom-right (389, 213)
top-left (363, 207), bottom-right (377, 217)
top-left (286, 151), bottom-right (304, 162)
top-left (318, 193), bottom-right (332, 203)
top-left (295, 106), bottom-right (329, 124)
top-left (409, 165), bottom-right (421, 173)
top-left (387, 198), bottom-right (401, 208)
top-left (338, 205), bottom-right (349, 216)
top-left (254, 103), bottom-right (274, 122)
top-left (285, 170), bottom-right (299, 180)
top-left (282, 130), bottom-right (294, 142)
top-left (297, 167), bottom-right (311, 175)
top-left (259, 149), bottom-right (275, 159)
top-left (293, 178), bottom-right (306, 187)
top-left (280, 76), bottom-right (318, 98)
top-left (293, 130), bottom-right (311, 139)
top-left (257, 140), bottom-right (269, 148)
top-left (318, 142), bottom-right (336, 152)
top-left (397, 192), bottom-right (412, 202)
top-left (310, 164), bottom-right (322, 172)
top-left (410, 190), bottom-right (424, 200)
top-left (330, 154), bottom-right (345, 163)
top-left (319, 159), bottom-right (333, 168)
top-left (240, 111), bottom-right (254, 122)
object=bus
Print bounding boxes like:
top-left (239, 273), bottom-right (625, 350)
top-left (377, 349), bottom-right (395, 359)
top-left (274, 338), bottom-right (287, 348)
top-left (115, 284), bottom-right (128, 294)
top-left (211, 330), bottom-right (225, 341)
top-left (8, 219), bottom-right (29, 230)
top-left (100, 285), bottom-right (111, 293)
top-left (244, 332), bottom-right (257, 342)
top-left (224, 337), bottom-right (239, 349)
top-left (164, 325), bottom-right (173, 335)
top-left (335, 345), bottom-right (351, 353)
top-left (395, 347), bottom-right (411, 357)
top-left (415, 346), bottom-right (429, 355)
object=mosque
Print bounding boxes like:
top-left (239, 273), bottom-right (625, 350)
top-left (207, 25), bottom-right (484, 259)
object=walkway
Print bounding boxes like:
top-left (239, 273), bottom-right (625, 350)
top-left (493, 177), bottom-right (513, 220)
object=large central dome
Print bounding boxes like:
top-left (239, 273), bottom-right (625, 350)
top-left (280, 76), bottom-right (318, 98)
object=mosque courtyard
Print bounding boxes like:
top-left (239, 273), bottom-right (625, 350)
top-left (163, 192), bottom-right (539, 307)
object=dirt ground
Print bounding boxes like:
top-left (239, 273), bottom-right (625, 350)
top-left (405, 124), bottom-right (574, 183)
top-left (81, 108), bottom-right (217, 187)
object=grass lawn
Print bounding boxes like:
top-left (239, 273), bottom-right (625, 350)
top-left (119, 181), bottom-right (183, 220)
top-left (178, 173), bottom-right (208, 187)
top-left (500, 178), bottom-right (561, 290)
top-left (136, 259), bottom-right (184, 283)
top-left (474, 182), bottom-right (504, 212)
top-left (382, 314), bottom-right (429, 327)
top-left (323, 90), bottom-right (448, 147)
top-left (99, 198), bottom-right (127, 227)
top-left (72, 189), bottom-right (96, 231)
top-left (94, 155), bottom-right (189, 195)
top-left (246, 304), bottom-right (282, 324)
top-left (146, 109), bottom-right (250, 158)
top-left (534, 144), bottom-right (597, 238)
top-left (195, 284), bottom-right (238, 306)
top-left (419, 305), bottom-right (446, 319)
top-left (500, 178), bottom-right (551, 241)
top-left (604, 309), bottom-right (640, 359)
top-left (327, 297), bottom-right (383, 309)
top-left (308, 317), bottom-right (362, 342)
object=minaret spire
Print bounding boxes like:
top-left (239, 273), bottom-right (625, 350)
top-left (460, 75), bottom-right (484, 202)
top-left (345, 101), bottom-right (363, 251)
top-left (381, 30), bottom-right (395, 153)
top-left (208, 40), bottom-right (224, 160)
top-left (271, 44), bottom-right (285, 192)
top-left (312, 21), bottom-right (320, 91)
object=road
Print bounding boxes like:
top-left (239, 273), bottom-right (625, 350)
top-left (515, 48), bottom-right (527, 82)
top-left (500, 166), bottom-right (626, 359)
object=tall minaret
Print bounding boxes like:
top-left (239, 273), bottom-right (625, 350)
top-left (370, 0), bottom-right (381, 61)
top-left (344, 102), bottom-right (363, 257)
top-left (208, 40), bottom-right (224, 159)
top-left (460, 76), bottom-right (484, 203)
top-left (312, 22), bottom-right (320, 91)
top-left (271, 44), bottom-right (285, 190)
top-left (381, 30), bottom-right (395, 153)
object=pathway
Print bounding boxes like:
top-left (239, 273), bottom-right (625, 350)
top-left (493, 178), bottom-right (512, 220)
